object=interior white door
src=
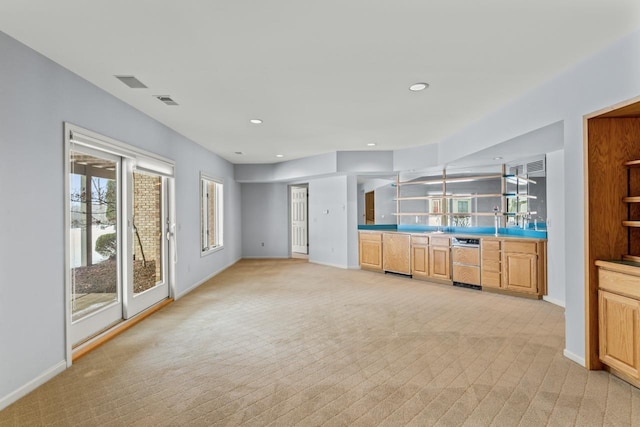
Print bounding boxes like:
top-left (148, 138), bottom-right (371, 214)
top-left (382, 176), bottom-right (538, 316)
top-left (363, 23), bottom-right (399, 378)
top-left (123, 165), bottom-right (171, 318)
top-left (291, 186), bottom-right (308, 254)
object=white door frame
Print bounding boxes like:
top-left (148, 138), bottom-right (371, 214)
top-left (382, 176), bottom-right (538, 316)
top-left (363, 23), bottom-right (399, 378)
top-left (64, 123), bottom-right (176, 367)
top-left (290, 184), bottom-right (309, 255)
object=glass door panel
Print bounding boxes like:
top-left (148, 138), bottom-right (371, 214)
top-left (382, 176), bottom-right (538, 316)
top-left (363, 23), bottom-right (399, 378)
top-left (125, 168), bottom-right (169, 318)
top-left (69, 147), bottom-right (123, 345)
top-left (133, 171), bottom-right (164, 293)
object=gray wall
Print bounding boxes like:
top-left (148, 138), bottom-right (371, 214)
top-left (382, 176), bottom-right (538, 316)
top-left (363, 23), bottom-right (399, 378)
top-left (241, 183), bottom-right (289, 258)
top-left (0, 32), bottom-right (242, 405)
top-left (309, 176), bottom-right (350, 268)
top-left (545, 150), bottom-right (566, 307)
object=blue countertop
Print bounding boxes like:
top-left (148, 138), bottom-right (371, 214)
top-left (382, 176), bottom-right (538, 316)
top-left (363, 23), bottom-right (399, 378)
top-left (358, 224), bottom-right (547, 239)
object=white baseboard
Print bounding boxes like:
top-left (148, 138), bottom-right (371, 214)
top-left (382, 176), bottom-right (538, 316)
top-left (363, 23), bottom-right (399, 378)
top-left (309, 260), bottom-right (348, 269)
top-left (563, 349), bottom-right (586, 367)
top-left (241, 256), bottom-right (290, 259)
top-left (175, 258), bottom-right (241, 300)
top-left (543, 296), bottom-right (566, 308)
top-left (0, 360), bottom-right (66, 411)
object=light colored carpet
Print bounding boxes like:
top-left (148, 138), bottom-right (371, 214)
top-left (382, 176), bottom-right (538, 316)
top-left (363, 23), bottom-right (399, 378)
top-left (2, 259), bottom-right (640, 426)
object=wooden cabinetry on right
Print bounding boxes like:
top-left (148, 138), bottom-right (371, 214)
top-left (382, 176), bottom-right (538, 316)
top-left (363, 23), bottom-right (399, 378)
top-left (596, 261), bottom-right (640, 386)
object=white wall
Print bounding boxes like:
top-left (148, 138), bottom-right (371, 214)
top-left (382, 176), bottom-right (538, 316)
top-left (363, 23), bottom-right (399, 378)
top-left (241, 183), bottom-right (289, 258)
top-left (545, 150), bottom-right (566, 308)
top-left (308, 176), bottom-right (349, 268)
top-left (0, 31), bottom-right (241, 407)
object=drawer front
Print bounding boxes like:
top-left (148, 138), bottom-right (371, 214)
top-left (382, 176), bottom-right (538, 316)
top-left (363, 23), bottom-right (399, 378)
top-left (482, 259), bottom-right (501, 272)
top-left (359, 232), bottom-right (382, 242)
top-left (452, 247), bottom-right (480, 266)
top-left (482, 240), bottom-right (501, 251)
top-left (598, 268), bottom-right (640, 300)
top-left (411, 235), bottom-right (429, 245)
top-left (482, 249), bottom-right (501, 261)
top-left (482, 271), bottom-right (501, 288)
top-left (453, 264), bottom-right (480, 285)
top-left (430, 236), bottom-right (450, 247)
top-left (503, 241), bottom-right (537, 254)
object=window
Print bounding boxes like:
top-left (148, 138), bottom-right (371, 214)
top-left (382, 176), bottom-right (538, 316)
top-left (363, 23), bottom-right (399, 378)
top-left (201, 174), bottom-right (223, 254)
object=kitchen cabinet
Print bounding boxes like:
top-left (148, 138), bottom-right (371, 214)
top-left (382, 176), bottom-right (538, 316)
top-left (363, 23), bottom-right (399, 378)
top-left (358, 232), bottom-right (383, 271)
top-left (429, 236), bottom-right (451, 281)
top-left (411, 235), bottom-right (429, 279)
top-left (382, 232), bottom-right (411, 275)
top-left (358, 231), bottom-right (545, 298)
top-left (502, 241), bottom-right (541, 295)
top-left (598, 290), bottom-right (640, 379)
top-left (481, 239), bottom-right (501, 289)
top-left (595, 260), bottom-right (640, 386)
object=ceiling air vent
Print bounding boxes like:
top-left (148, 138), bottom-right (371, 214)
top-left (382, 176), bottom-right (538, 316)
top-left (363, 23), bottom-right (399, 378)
top-left (114, 75), bottom-right (147, 89)
top-left (526, 158), bottom-right (545, 174)
top-left (154, 95), bottom-right (179, 106)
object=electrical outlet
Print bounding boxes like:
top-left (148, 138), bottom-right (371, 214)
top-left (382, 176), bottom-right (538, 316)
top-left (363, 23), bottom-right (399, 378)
top-left (261, 242), bottom-right (265, 247)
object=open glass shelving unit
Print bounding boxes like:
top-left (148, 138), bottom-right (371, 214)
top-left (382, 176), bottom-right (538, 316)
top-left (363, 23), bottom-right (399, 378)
top-left (394, 164), bottom-right (538, 229)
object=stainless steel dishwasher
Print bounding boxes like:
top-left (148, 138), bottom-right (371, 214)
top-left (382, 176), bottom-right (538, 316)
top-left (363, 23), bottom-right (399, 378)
top-left (451, 237), bottom-right (481, 289)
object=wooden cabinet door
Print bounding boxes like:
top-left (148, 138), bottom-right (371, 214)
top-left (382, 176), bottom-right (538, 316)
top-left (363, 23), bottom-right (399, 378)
top-left (503, 252), bottom-right (537, 293)
top-left (359, 233), bottom-right (382, 271)
top-left (383, 233), bottom-right (411, 274)
top-left (599, 290), bottom-right (640, 379)
top-left (429, 245), bottom-right (451, 280)
top-left (412, 245), bottom-right (429, 278)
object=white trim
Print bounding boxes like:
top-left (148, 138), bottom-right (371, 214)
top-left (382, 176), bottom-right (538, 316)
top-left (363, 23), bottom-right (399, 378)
top-left (543, 296), bottom-right (565, 308)
top-left (63, 122), bottom-right (177, 364)
top-left (0, 361), bottom-right (66, 411)
top-left (309, 260), bottom-right (349, 269)
top-left (563, 349), bottom-right (586, 367)
top-left (242, 256), bottom-right (291, 259)
top-left (174, 258), bottom-right (241, 300)
top-left (200, 172), bottom-right (224, 255)
top-left (64, 123), bottom-right (72, 367)
top-left (67, 123), bottom-right (174, 176)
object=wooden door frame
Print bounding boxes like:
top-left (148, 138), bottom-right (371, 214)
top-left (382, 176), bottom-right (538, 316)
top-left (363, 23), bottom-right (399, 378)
top-left (584, 95), bottom-right (640, 370)
top-left (365, 190), bottom-right (375, 224)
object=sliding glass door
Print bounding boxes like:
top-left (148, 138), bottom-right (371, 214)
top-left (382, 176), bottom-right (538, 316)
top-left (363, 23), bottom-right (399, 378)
top-left (124, 169), bottom-right (169, 318)
top-left (67, 128), bottom-right (174, 347)
top-left (69, 146), bottom-right (123, 345)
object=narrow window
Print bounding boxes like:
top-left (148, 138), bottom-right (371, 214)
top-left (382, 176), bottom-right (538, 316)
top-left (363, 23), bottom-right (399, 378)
top-left (201, 174), bottom-right (224, 254)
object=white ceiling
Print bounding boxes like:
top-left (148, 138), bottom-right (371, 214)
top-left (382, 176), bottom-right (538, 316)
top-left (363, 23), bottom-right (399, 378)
top-left (1, 1), bottom-right (639, 164)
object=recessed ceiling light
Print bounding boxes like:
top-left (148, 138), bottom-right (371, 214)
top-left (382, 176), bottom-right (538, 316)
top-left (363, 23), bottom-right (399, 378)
top-left (276, 154), bottom-right (284, 158)
top-left (250, 119), bottom-right (263, 124)
top-left (367, 143), bottom-right (376, 147)
top-left (234, 151), bottom-right (244, 155)
top-left (493, 156), bottom-right (503, 160)
top-left (409, 82), bottom-right (429, 92)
